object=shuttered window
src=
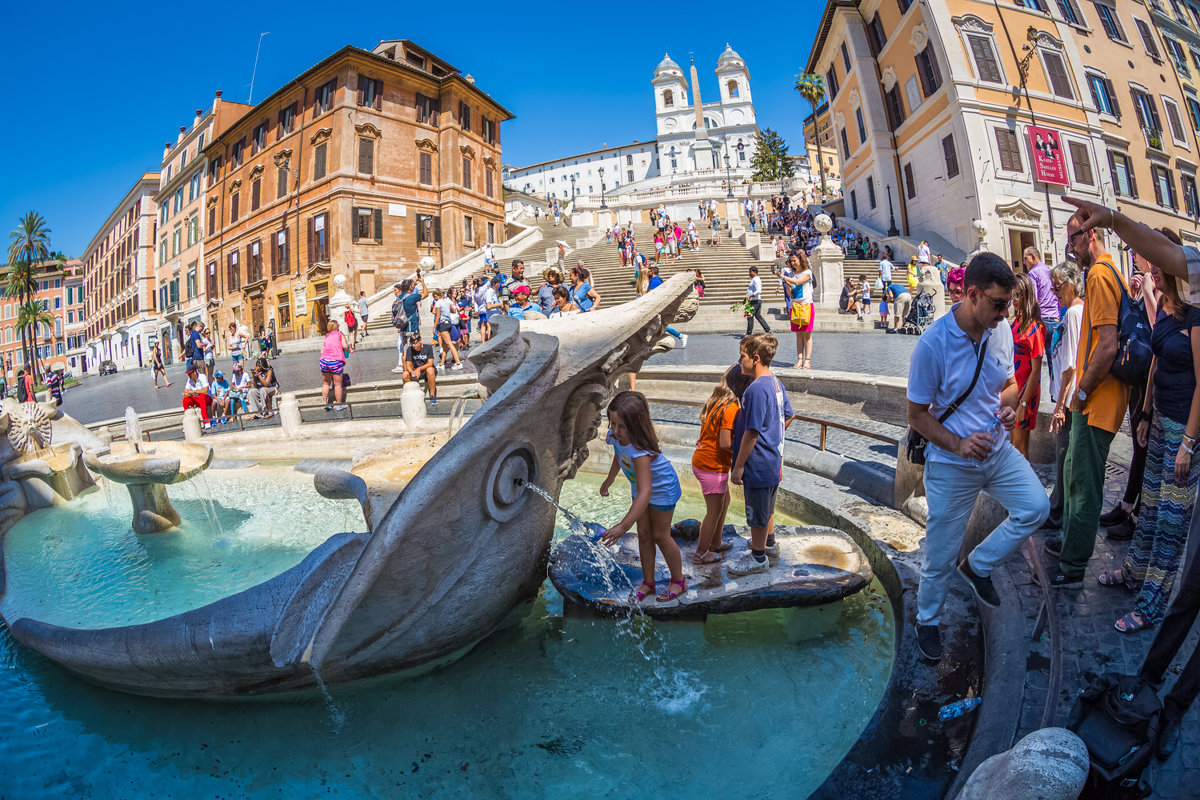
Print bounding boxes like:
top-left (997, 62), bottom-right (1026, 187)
top-left (1164, 98), bottom-right (1187, 143)
top-left (416, 214), bottom-right (442, 245)
top-left (314, 78), bottom-right (336, 116)
top-left (277, 103), bottom-right (296, 136)
top-left (462, 157), bottom-right (472, 190)
top-left (884, 86), bottom-right (906, 131)
top-left (351, 207), bottom-right (382, 243)
top-left (272, 230), bottom-right (288, 276)
top-left (486, 169), bottom-right (494, 197)
top-left (826, 66), bottom-right (840, 99)
top-left (1068, 141), bottom-right (1094, 185)
top-left (994, 128), bottom-right (1023, 172)
top-left (252, 121), bottom-right (267, 154)
top-left (1107, 150), bottom-right (1138, 197)
top-left (856, 108), bottom-right (867, 143)
top-left (416, 94), bottom-right (439, 125)
top-left (904, 163), bottom-right (917, 199)
top-left (227, 250), bottom-right (240, 290)
top-left (208, 205), bottom-right (216, 236)
top-left (915, 44), bottom-right (942, 97)
top-left (1131, 88), bottom-right (1163, 132)
top-left (942, 134), bottom-right (960, 178)
top-left (840, 127), bottom-right (851, 159)
top-left (1042, 51), bottom-right (1074, 99)
top-left (307, 212), bottom-right (329, 264)
top-left (1152, 165), bottom-right (1177, 209)
top-left (866, 16), bottom-right (886, 57)
top-left (359, 138), bottom-right (374, 174)
top-left (277, 165), bottom-right (288, 198)
top-left (1086, 74), bottom-right (1121, 116)
top-left (459, 102), bottom-right (472, 131)
top-left (231, 192), bottom-right (240, 223)
top-left (357, 76), bottom-right (383, 110)
top-left (967, 35), bottom-right (1002, 83)
top-left (314, 143), bottom-right (327, 180)
top-left (251, 179), bottom-right (261, 212)
top-left (1183, 174), bottom-right (1199, 217)
top-left (867, 177), bottom-right (877, 209)
top-left (1134, 18), bottom-right (1161, 59)
top-left (1094, 3), bottom-right (1127, 42)
top-left (419, 152), bottom-right (433, 185)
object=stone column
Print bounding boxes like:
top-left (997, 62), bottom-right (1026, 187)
top-left (400, 382), bottom-right (427, 429)
top-left (182, 408), bottom-right (202, 443)
top-left (278, 392), bottom-right (301, 439)
top-left (808, 213), bottom-right (844, 305)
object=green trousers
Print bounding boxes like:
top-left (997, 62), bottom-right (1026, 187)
top-left (1058, 411), bottom-right (1117, 576)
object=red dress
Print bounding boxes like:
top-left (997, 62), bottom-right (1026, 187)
top-left (1013, 319), bottom-right (1045, 430)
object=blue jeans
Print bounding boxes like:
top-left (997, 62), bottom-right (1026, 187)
top-left (919, 443), bottom-right (1049, 626)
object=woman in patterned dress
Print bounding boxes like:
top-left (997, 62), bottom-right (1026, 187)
top-left (1010, 273), bottom-right (1045, 459)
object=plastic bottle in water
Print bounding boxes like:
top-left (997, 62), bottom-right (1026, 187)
top-left (938, 696), bottom-right (982, 721)
top-left (584, 522), bottom-right (606, 542)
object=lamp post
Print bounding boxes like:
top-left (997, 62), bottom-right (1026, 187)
top-left (598, 166), bottom-right (607, 210)
top-left (424, 216), bottom-right (433, 258)
top-left (724, 153), bottom-right (734, 199)
top-left (570, 174), bottom-right (576, 203)
top-left (886, 184), bottom-right (899, 238)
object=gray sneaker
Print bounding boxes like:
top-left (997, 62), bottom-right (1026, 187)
top-left (764, 541), bottom-right (780, 561)
top-left (727, 552), bottom-right (770, 576)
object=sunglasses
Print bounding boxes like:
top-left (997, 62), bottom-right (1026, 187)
top-left (971, 287), bottom-right (1011, 312)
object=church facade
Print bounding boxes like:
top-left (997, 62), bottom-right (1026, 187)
top-left (503, 45), bottom-right (760, 200)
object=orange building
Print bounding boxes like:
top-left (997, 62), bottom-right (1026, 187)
top-left (202, 39), bottom-right (513, 342)
top-left (0, 258), bottom-right (74, 380)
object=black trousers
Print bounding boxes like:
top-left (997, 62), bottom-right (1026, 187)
top-left (1140, 502), bottom-right (1200, 716)
top-left (746, 299), bottom-right (771, 335)
top-left (1047, 410), bottom-right (1072, 527)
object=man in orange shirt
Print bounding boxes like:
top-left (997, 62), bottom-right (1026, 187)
top-left (1046, 213), bottom-right (1130, 586)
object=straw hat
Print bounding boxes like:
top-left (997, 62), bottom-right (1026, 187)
top-left (542, 267), bottom-right (562, 283)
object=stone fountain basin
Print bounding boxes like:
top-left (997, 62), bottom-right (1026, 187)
top-left (549, 524), bottom-right (873, 619)
top-left (85, 441), bottom-right (214, 485)
top-left (5, 442), bottom-right (82, 479)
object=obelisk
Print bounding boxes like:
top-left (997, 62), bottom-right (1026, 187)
top-left (689, 54), bottom-right (714, 171)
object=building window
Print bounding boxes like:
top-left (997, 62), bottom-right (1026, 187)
top-left (994, 128), bottom-right (1024, 172)
top-left (627, 169), bottom-right (634, 182)
top-left (462, 156), bottom-right (472, 190)
top-left (357, 76), bottom-right (383, 110)
top-left (309, 212), bottom-right (329, 263)
top-left (252, 120), bottom-right (268, 154)
top-left (481, 117), bottom-right (496, 145)
top-left (866, 15), bottom-right (887, 56)
top-left (826, 66), bottom-right (840, 99)
top-left (966, 34), bottom-right (1003, 83)
top-left (884, 86), bottom-right (906, 131)
top-left (1056, 0), bottom-right (1082, 25)
top-left (227, 250), bottom-right (240, 291)
top-left (915, 44), bottom-right (942, 97)
top-left (314, 143), bottom-right (327, 181)
top-left (272, 230), bottom-right (288, 276)
top-left (1108, 150), bottom-right (1138, 197)
top-left (187, 214), bottom-right (198, 246)
top-left (1185, 95), bottom-right (1200, 131)
top-left (459, 102), bottom-right (472, 131)
top-left (1041, 50), bottom-right (1074, 99)
top-left (1183, 174), bottom-right (1199, 217)
top-left (1164, 37), bottom-right (1189, 75)
top-left (1132, 87), bottom-right (1164, 147)
top-left (904, 163), bottom-right (917, 199)
top-left (487, 221), bottom-right (496, 243)
top-left (897, 0), bottom-right (912, 10)
top-left (663, 89), bottom-right (674, 107)
top-left (727, 79), bottom-right (740, 98)
top-left (942, 134), bottom-right (960, 178)
top-left (416, 214), bottom-right (442, 246)
top-left (174, 187), bottom-right (183, 214)
top-left (232, 139), bottom-right (245, 168)
top-left (1095, 2), bottom-right (1128, 42)
top-left (172, 226), bottom-right (181, 256)
top-left (359, 138), bottom-right (375, 174)
top-left (208, 156), bottom-right (221, 187)
top-left (159, 204), bottom-right (168, 226)
top-left (867, 177), bottom-right (877, 209)
top-left (1164, 97), bottom-right (1189, 144)
top-left (464, 215), bottom-right (473, 241)
top-left (1068, 141), bottom-right (1094, 185)
top-left (189, 172), bottom-right (202, 201)
top-left (277, 293), bottom-right (292, 328)
top-left (314, 78), bottom-right (336, 116)
top-left (850, 190), bottom-right (858, 218)
top-left (277, 103), bottom-right (296, 136)
top-left (841, 42), bottom-right (852, 72)
top-left (251, 178), bottom-right (261, 212)
top-left (352, 206), bottom-right (382, 243)
top-left (277, 165), bottom-right (288, 198)
top-left (486, 168), bottom-right (495, 198)
top-left (840, 127), bottom-right (851, 160)
top-left (208, 205), bottom-right (216, 235)
top-left (1133, 17), bottom-right (1162, 60)
top-left (1152, 164), bottom-right (1178, 209)
top-left (416, 94), bottom-right (439, 125)
top-left (419, 151), bottom-right (433, 185)
top-left (1087, 73), bottom-right (1121, 116)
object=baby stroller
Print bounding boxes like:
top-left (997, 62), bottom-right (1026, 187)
top-left (902, 291), bottom-right (936, 335)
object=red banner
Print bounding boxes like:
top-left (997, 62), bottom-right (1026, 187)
top-left (1028, 126), bottom-right (1068, 185)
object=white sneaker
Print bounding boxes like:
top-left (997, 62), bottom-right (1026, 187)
top-left (727, 553), bottom-right (770, 576)
top-left (764, 542), bottom-right (780, 563)
top-left (391, 366), bottom-right (404, 373)
top-left (451, 363), bottom-right (464, 371)
top-left (679, 334), bottom-right (688, 348)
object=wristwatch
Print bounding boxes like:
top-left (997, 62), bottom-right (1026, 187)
top-left (1076, 388), bottom-right (1088, 405)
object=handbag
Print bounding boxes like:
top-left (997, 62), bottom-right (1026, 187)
top-left (1101, 263), bottom-right (1152, 387)
top-left (790, 302), bottom-right (813, 326)
top-left (907, 338), bottom-right (990, 466)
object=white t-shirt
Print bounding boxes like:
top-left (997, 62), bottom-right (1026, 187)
top-left (793, 270), bottom-right (814, 305)
top-left (434, 297), bottom-right (456, 325)
top-left (230, 371), bottom-right (251, 391)
top-left (1049, 302), bottom-right (1083, 402)
top-left (747, 275), bottom-right (762, 300)
top-left (907, 312), bottom-right (1016, 467)
top-left (879, 259), bottom-right (894, 283)
top-left (917, 243), bottom-right (932, 265)
top-left (185, 373), bottom-right (209, 394)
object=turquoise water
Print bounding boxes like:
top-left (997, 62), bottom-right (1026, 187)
top-left (0, 470), bottom-right (894, 798)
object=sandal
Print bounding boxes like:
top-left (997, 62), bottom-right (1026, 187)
top-left (712, 540), bottom-right (734, 554)
top-left (629, 581), bottom-right (655, 603)
top-left (692, 551), bottom-right (722, 565)
top-left (1114, 611), bottom-right (1151, 633)
top-left (657, 578), bottom-right (687, 602)
top-left (1098, 569), bottom-right (1126, 587)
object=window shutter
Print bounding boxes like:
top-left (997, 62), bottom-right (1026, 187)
top-left (1130, 89), bottom-right (1147, 127)
top-left (374, 208), bottom-right (383, 241)
top-left (904, 163), bottom-right (916, 198)
top-left (356, 75), bottom-right (365, 106)
top-left (1153, 167), bottom-right (1164, 205)
top-left (271, 234), bottom-right (277, 273)
top-left (1044, 52), bottom-right (1073, 99)
top-left (1106, 150), bottom-right (1120, 194)
top-left (1135, 18), bottom-right (1161, 59)
top-left (433, 216), bottom-right (442, 243)
top-left (1105, 78), bottom-right (1122, 116)
top-left (321, 213), bottom-right (330, 259)
top-left (968, 35), bottom-right (1001, 83)
top-left (351, 206), bottom-right (359, 242)
top-left (251, 180), bottom-right (261, 211)
top-left (315, 143), bottom-right (327, 180)
top-left (359, 138), bottom-right (374, 174)
top-left (1128, 156), bottom-right (1138, 197)
top-left (307, 217), bottom-right (314, 264)
top-left (373, 79), bottom-right (382, 111)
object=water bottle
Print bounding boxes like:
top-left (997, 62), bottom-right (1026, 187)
top-left (938, 696), bottom-right (982, 721)
top-left (584, 522), bottom-right (606, 543)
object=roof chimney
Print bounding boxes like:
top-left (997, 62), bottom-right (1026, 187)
top-left (193, 108), bottom-right (203, 129)
top-left (464, 74), bottom-right (475, 84)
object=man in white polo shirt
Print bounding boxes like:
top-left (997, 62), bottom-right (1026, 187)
top-left (745, 266), bottom-right (772, 336)
top-left (906, 252), bottom-right (1050, 661)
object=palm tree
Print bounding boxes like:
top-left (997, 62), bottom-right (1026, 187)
top-left (17, 300), bottom-right (53, 381)
top-left (793, 73), bottom-right (829, 197)
top-left (7, 212), bottom-right (50, 382)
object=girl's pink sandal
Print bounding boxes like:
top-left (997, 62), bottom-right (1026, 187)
top-left (657, 578), bottom-right (687, 602)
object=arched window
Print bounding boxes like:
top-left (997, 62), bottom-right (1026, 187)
top-left (728, 80), bottom-right (740, 98)
top-left (663, 89), bottom-right (674, 107)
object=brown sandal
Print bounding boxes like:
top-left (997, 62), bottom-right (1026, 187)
top-left (692, 550), bottom-right (722, 565)
top-left (712, 540), bottom-right (734, 553)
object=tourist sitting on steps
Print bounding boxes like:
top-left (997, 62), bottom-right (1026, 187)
top-left (249, 357), bottom-right (278, 417)
top-left (209, 370), bottom-right (233, 424)
top-left (403, 331), bottom-right (438, 405)
top-left (181, 364), bottom-right (211, 427)
top-left (229, 362), bottom-right (251, 417)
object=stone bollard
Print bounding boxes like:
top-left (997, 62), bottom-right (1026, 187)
top-left (182, 408), bottom-right (202, 443)
top-left (278, 393), bottom-right (302, 439)
top-left (957, 728), bottom-right (1089, 800)
top-left (808, 213), bottom-right (843, 304)
top-left (401, 382), bottom-right (426, 429)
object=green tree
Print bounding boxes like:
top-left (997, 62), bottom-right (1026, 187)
top-left (17, 300), bottom-right (53, 380)
top-left (751, 128), bottom-right (795, 182)
top-left (7, 212), bottom-right (51, 383)
top-left (793, 73), bottom-right (828, 194)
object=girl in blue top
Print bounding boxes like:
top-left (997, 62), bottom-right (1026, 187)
top-left (599, 391), bottom-right (686, 603)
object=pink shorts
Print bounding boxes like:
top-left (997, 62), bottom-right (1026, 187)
top-left (790, 304), bottom-right (815, 333)
top-left (692, 465), bottom-right (730, 495)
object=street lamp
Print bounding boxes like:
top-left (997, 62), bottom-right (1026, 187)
top-left (598, 166), bottom-right (608, 210)
top-left (724, 153), bottom-right (734, 199)
top-left (886, 184), bottom-right (900, 238)
top-left (424, 216), bottom-right (433, 257)
top-left (570, 174), bottom-right (576, 203)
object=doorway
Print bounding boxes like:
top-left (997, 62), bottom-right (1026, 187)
top-left (1008, 229), bottom-right (1037, 272)
top-left (250, 295), bottom-right (264, 337)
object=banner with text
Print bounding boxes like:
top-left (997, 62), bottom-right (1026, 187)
top-left (1028, 126), bottom-right (1067, 185)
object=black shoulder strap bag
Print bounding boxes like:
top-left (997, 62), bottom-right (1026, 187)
top-left (907, 337), bottom-right (990, 466)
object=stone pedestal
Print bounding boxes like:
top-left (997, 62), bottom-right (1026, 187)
top-left (327, 274), bottom-right (353, 338)
top-left (279, 393), bottom-right (301, 439)
top-left (182, 408), bottom-right (202, 443)
top-left (959, 728), bottom-right (1088, 800)
top-left (400, 382), bottom-right (427, 428)
top-left (808, 213), bottom-right (844, 304)
top-left (127, 482), bottom-right (182, 534)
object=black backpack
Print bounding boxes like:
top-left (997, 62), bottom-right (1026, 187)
top-left (390, 296), bottom-right (409, 330)
top-left (1067, 672), bottom-right (1160, 799)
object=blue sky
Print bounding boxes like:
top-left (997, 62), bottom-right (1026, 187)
top-left (1, 2), bottom-right (821, 258)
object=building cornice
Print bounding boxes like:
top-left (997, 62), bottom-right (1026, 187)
top-left (83, 173), bottom-right (161, 258)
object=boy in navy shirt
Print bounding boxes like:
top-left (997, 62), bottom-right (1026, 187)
top-left (729, 333), bottom-right (795, 575)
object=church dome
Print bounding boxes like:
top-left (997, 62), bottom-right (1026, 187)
top-left (654, 53), bottom-right (682, 78)
top-left (717, 44), bottom-right (744, 69)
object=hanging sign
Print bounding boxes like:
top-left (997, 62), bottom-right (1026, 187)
top-left (1028, 126), bottom-right (1067, 185)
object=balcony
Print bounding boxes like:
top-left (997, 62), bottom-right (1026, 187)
top-left (1144, 126), bottom-right (1165, 151)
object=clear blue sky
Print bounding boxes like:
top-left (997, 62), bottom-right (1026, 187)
top-left (1, 2), bottom-right (821, 258)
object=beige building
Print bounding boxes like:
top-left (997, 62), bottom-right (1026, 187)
top-left (155, 92), bottom-right (252, 362)
top-left (202, 40), bottom-right (512, 342)
top-left (802, 101), bottom-right (841, 185)
top-left (82, 172), bottom-right (160, 370)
